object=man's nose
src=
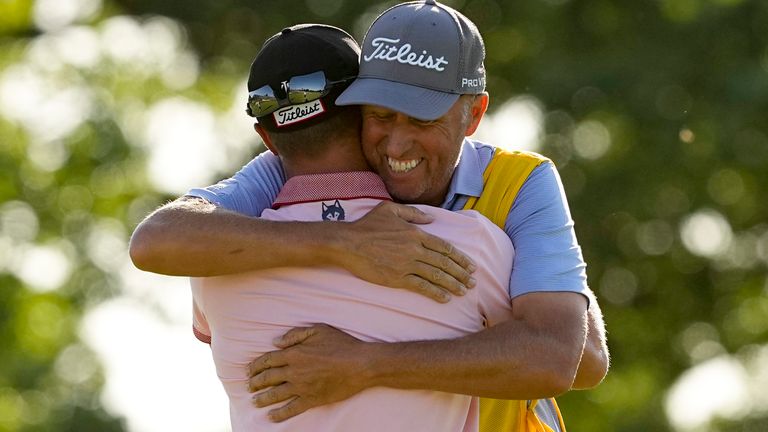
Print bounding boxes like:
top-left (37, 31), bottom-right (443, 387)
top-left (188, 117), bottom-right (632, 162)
top-left (384, 114), bottom-right (416, 157)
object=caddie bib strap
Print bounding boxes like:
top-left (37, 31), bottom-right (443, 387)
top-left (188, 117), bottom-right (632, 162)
top-left (462, 148), bottom-right (566, 432)
top-left (462, 149), bottom-right (547, 228)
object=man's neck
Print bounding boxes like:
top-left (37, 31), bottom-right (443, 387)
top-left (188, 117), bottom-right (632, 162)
top-left (282, 139), bottom-right (371, 178)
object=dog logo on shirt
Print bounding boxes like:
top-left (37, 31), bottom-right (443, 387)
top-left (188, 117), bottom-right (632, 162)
top-left (321, 200), bottom-right (345, 221)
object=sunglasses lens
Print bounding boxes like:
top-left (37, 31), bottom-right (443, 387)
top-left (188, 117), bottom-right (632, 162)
top-left (251, 98), bottom-right (279, 116)
top-left (246, 71), bottom-right (345, 117)
top-left (288, 71), bottom-right (327, 104)
top-left (248, 85), bottom-right (279, 116)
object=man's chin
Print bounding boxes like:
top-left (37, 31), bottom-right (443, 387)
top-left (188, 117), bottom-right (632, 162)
top-left (389, 189), bottom-right (421, 205)
top-left (381, 177), bottom-right (433, 205)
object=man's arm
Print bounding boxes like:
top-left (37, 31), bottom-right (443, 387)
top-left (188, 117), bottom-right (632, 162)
top-left (247, 291), bottom-right (588, 421)
top-left (572, 291), bottom-right (610, 389)
top-left (129, 197), bottom-right (477, 300)
top-left (503, 162), bottom-right (609, 390)
top-left (364, 292), bottom-right (589, 397)
top-left (130, 196), bottom-right (313, 276)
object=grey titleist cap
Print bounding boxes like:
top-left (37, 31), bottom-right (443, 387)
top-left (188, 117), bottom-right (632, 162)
top-left (336, 0), bottom-right (486, 121)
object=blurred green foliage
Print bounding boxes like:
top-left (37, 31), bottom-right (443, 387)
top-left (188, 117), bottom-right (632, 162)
top-left (1, 0), bottom-right (767, 431)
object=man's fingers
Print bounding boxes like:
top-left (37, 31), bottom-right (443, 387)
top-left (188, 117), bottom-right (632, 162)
top-left (267, 397), bottom-right (311, 423)
top-left (410, 261), bottom-right (467, 298)
top-left (402, 275), bottom-right (451, 303)
top-left (422, 248), bottom-right (477, 291)
top-left (274, 326), bottom-right (316, 349)
top-left (248, 367), bottom-right (286, 393)
top-left (252, 383), bottom-right (295, 408)
top-left (247, 351), bottom-right (285, 378)
top-left (421, 234), bottom-right (477, 283)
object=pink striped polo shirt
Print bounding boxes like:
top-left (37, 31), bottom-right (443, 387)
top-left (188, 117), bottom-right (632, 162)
top-left (191, 171), bottom-right (514, 432)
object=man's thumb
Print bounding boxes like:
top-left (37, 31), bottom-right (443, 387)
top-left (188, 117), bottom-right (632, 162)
top-left (392, 203), bottom-right (434, 224)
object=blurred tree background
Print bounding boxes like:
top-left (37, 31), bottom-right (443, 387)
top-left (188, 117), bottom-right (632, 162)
top-left (1, 0), bottom-right (767, 431)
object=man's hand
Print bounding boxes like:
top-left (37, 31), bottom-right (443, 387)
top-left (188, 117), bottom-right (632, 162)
top-left (334, 201), bottom-right (477, 303)
top-left (247, 324), bottom-right (369, 422)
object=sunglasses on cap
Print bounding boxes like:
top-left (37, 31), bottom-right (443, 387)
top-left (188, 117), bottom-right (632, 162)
top-left (246, 71), bottom-right (356, 118)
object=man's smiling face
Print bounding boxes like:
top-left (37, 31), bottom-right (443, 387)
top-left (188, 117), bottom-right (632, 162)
top-left (360, 95), bottom-right (482, 206)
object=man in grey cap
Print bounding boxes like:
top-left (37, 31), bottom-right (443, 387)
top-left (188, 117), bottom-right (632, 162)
top-left (130, 1), bottom-right (608, 430)
top-left (191, 23), bottom-right (527, 431)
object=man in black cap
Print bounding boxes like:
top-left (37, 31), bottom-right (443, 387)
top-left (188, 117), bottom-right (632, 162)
top-left (131, 2), bottom-right (608, 431)
top-left (189, 23), bottom-right (522, 431)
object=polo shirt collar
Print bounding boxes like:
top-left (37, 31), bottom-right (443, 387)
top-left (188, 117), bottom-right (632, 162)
top-left (273, 171), bottom-right (391, 209)
top-left (441, 139), bottom-right (485, 207)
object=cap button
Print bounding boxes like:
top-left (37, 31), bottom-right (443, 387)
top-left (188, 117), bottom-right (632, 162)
top-left (281, 28), bottom-right (292, 35)
top-left (424, 0), bottom-right (436, 4)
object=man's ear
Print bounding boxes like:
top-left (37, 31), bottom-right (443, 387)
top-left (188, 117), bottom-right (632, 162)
top-left (464, 93), bottom-right (489, 137)
top-left (255, 123), bottom-right (278, 155)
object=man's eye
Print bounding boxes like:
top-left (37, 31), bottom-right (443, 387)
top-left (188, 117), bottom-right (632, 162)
top-left (411, 118), bottom-right (436, 126)
top-left (368, 111), bottom-right (393, 120)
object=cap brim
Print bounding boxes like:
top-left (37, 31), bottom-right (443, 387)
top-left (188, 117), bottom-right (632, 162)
top-left (336, 77), bottom-right (460, 121)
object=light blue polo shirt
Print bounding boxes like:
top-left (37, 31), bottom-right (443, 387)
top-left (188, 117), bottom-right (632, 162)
top-left (187, 138), bottom-right (588, 300)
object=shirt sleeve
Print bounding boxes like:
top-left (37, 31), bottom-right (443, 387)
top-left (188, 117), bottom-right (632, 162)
top-left (192, 298), bottom-right (211, 344)
top-left (185, 151), bottom-right (286, 216)
top-left (505, 162), bottom-right (589, 300)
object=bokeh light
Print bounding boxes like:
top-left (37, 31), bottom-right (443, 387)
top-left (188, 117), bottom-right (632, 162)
top-left (680, 209), bottom-right (733, 258)
top-left (665, 356), bottom-right (750, 430)
top-left (474, 96), bottom-right (544, 152)
top-left (573, 120), bottom-right (611, 160)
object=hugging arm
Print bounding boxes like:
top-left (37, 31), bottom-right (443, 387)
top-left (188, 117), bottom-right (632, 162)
top-left (129, 197), bottom-right (477, 301)
top-left (247, 292), bottom-right (589, 422)
top-left (129, 196), bottom-right (335, 276)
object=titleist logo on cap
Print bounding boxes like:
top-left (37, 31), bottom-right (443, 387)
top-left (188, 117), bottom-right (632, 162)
top-left (363, 37), bottom-right (448, 72)
top-left (273, 100), bottom-right (325, 127)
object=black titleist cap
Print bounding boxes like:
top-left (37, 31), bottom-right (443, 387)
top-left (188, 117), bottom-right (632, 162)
top-left (247, 24), bottom-right (360, 131)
